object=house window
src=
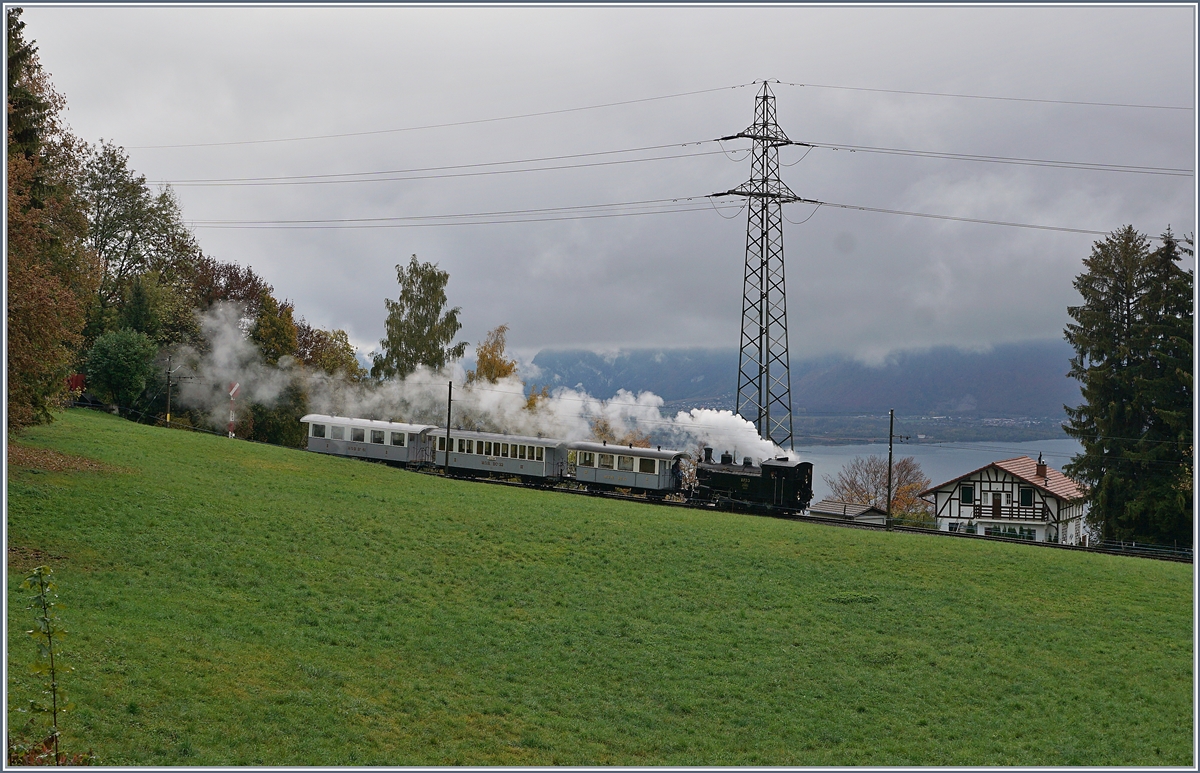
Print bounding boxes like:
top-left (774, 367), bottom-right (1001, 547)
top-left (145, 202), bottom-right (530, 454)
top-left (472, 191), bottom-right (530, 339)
top-left (960, 484), bottom-right (974, 505)
top-left (312, 424), bottom-right (326, 438)
top-left (351, 428), bottom-right (365, 442)
top-left (1020, 487), bottom-right (1034, 507)
top-left (639, 458), bottom-right (656, 474)
top-left (371, 430), bottom-right (385, 444)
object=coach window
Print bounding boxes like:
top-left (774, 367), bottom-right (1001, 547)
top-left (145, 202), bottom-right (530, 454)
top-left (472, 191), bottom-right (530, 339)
top-left (456, 438), bottom-right (464, 453)
top-left (501, 443), bottom-right (509, 457)
top-left (408, 433), bottom-right (417, 443)
top-left (391, 431), bottom-right (404, 447)
top-left (438, 436), bottom-right (446, 452)
top-left (371, 430), bottom-right (385, 444)
top-left (312, 424), bottom-right (326, 438)
top-left (535, 447), bottom-right (544, 462)
top-left (1020, 487), bottom-right (1034, 507)
top-left (351, 428), bottom-right (365, 442)
top-left (518, 445), bottom-right (527, 460)
top-left (639, 458), bottom-right (656, 474)
top-left (579, 452), bottom-right (595, 467)
top-left (331, 425), bottom-right (345, 440)
top-left (617, 456), bottom-right (634, 472)
top-left (960, 484), bottom-right (974, 505)
top-left (598, 453), bottom-right (614, 470)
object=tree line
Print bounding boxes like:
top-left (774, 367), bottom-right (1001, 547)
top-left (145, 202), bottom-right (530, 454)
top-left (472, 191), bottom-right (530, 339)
top-left (7, 8), bottom-right (365, 443)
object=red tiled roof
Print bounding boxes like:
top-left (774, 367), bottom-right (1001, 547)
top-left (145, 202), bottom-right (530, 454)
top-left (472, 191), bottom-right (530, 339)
top-left (919, 456), bottom-right (1085, 502)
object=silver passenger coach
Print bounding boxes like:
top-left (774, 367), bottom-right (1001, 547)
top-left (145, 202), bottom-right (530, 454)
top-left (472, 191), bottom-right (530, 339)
top-left (301, 414), bottom-right (437, 465)
top-left (568, 441), bottom-right (684, 493)
top-left (433, 429), bottom-right (570, 480)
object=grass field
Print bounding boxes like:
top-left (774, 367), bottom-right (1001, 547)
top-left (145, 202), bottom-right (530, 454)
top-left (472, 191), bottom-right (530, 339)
top-left (6, 409), bottom-right (1194, 765)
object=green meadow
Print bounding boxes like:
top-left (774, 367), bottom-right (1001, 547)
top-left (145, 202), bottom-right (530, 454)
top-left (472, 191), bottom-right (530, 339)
top-left (6, 409), bottom-right (1193, 765)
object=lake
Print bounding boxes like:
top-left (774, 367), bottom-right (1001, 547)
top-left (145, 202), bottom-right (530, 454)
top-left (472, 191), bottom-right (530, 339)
top-left (796, 438), bottom-right (1084, 502)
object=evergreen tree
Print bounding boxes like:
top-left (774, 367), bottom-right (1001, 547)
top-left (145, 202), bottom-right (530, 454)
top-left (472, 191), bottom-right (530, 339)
top-left (1064, 226), bottom-right (1194, 545)
top-left (370, 255), bottom-right (467, 379)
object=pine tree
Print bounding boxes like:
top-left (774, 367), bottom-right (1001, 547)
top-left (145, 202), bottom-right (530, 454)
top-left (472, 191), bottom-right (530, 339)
top-left (1064, 226), bottom-right (1194, 545)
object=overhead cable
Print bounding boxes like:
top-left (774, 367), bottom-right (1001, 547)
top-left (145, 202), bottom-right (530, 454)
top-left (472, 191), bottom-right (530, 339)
top-left (779, 80), bottom-right (1193, 111)
top-left (129, 83), bottom-right (758, 150)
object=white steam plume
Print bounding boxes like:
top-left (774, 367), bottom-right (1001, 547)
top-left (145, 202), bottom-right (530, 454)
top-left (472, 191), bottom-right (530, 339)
top-left (176, 304), bottom-right (792, 462)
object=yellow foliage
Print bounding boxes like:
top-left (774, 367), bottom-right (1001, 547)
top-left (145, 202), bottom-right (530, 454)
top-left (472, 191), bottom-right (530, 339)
top-left (466, 324), bottom-right (517, 385)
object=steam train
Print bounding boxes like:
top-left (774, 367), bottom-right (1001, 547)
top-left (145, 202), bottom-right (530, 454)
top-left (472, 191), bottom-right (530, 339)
top-left (300, 413), bottom-right (814, 511)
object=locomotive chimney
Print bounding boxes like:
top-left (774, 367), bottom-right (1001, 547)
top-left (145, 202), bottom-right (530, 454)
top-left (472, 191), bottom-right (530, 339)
top-left (720, 451), bottom-right (733, 465)
top-left (743, 456), bottom-right (752, 466)
top-left (703, 447), bottom-right (713, 463)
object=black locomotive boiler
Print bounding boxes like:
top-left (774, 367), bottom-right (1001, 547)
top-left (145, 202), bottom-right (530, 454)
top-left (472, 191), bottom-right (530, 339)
top-left (695, 447), bottom-right (814, 511)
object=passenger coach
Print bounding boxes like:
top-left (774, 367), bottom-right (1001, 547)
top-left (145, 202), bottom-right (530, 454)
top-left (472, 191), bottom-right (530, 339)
top-left (301, 414), bottom-right (438, 465)
top-left (568, 440), bottom-right (684, 495)
top-left (433, 429), bottom-right (570, 481)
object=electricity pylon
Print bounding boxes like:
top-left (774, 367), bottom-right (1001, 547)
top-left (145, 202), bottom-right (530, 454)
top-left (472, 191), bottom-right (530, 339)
top-left (713, 81), bottom-right (807, 450)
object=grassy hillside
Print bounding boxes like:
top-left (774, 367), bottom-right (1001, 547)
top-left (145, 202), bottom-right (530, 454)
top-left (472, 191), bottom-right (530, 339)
top-left (6, 409), bottom-right (1193, 765)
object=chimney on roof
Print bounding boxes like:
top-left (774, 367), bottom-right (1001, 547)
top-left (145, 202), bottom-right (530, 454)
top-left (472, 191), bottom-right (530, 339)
top-left (1036, 453), bottom-right (1047, 479)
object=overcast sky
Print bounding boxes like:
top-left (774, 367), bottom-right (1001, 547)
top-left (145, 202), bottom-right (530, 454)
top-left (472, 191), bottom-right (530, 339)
top-left (19, 4), bottom-right (1197, 366)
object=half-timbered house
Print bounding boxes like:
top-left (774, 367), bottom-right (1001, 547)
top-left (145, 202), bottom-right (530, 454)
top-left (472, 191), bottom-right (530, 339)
top-left (919, 455), bottom-right (1088, 544)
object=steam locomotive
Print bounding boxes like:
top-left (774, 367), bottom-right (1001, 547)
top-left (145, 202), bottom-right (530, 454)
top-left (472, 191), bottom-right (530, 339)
top-left (299, 413), bottom-right (814, 512)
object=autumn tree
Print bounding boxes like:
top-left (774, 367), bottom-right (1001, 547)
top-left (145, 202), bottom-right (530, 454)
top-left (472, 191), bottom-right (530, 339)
top-left (371, 255), bottom-right (467, 379)
top-left (823, 455), bottom-right (932, 524)
top-left (249, 292), bottom-right (298, 365)
top-left (6, 8), bottom-right (99, 429)
top-left (296, 319), bottom-right (367, 380)
top-left (79, 141), bottom-right (200, 345)
top-left (465, 324), bottom-right (518, 384)
top-left (1064, 226), bottom-right (1194, 546)
top-left (590, 416), bottom-right (652, 448)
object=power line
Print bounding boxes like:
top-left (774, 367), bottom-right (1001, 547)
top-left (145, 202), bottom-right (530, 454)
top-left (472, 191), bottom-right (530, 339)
top-left (789, 198), bottom-right (1119, 237)
top-left (155, 140), bottom-right (724, 185)
top-left (190, 201), bottom-right (742, 230)
top-left (154, 136), bottom-right (1189, 190)
top-left (806, 141), bottom-right (1193, 177)
top-left (163, 148), bottom-right (742, 187)
top-left (188, 196), bottom-right (717, 225)
top-left (128, 83), bottom-right (758, 150)
top-left (779, 80), bottom-right (1193, 111)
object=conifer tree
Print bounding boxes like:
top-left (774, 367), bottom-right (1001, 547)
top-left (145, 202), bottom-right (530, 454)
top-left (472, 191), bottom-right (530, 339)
top-left (1064, 226), bottom-right (1194, 545)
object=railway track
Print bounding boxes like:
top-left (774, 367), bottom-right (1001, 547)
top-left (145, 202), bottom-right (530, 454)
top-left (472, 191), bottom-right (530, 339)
top-left (416, 464), bottom-right (1194, 564)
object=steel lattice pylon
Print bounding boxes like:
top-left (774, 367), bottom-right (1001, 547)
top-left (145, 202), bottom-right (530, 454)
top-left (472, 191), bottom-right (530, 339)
top-left (715, 81), bottom-right (802, 449)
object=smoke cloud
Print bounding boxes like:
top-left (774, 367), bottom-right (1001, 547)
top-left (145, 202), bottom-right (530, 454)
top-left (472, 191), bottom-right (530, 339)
top-left (176, 304), bottom-right (791, 462)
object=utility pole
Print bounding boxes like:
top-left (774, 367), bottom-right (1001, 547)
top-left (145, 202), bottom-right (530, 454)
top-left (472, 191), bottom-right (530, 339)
top-left (713, 81), bottom-right (817, 450)
top-left (887, 409), bottom-right (894, 529)
top-left (444, 381), bottom-right (453, 476)
top-left (166, 356), bottom-right (172, 427)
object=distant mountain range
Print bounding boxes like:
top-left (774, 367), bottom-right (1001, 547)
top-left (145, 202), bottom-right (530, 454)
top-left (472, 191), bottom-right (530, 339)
top-left (530, 339), bottom-right (1080, 419)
